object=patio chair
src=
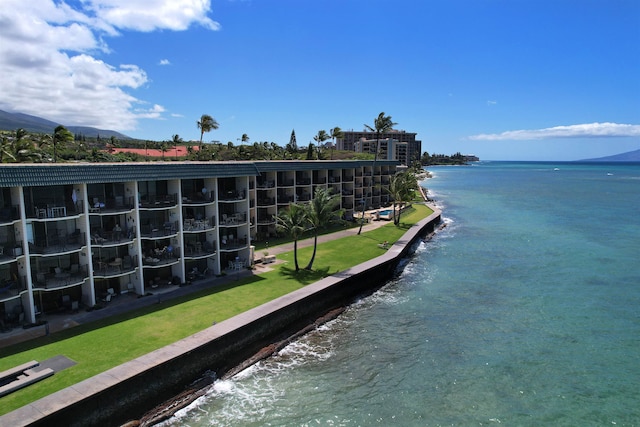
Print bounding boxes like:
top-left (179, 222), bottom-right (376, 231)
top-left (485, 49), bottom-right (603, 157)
top-left (61, 295), bottom-right (72, 311)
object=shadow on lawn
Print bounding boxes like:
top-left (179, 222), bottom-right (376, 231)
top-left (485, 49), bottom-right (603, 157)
top-left (278, 265), bottom-right (331, 285)
top-left (0, 275), bottom-right (267, 358)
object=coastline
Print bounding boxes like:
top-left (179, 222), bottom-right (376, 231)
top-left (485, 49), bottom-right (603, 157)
top-left (137, 210), bottom-right (445, 426)
top-left (2, 205), bottom-right (442, 427)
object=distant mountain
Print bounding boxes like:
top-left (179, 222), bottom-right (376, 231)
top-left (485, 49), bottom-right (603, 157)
top-left (0, 109), bottom-right (130, 139)
top-left (580, 148), bottom-right (640, 162)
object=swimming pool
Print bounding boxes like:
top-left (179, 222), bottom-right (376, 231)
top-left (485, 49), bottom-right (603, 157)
top-left (378, 209), bottom-right (393, 220)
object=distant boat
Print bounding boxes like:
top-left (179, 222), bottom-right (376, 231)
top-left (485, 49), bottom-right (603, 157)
top-left (607, 173), bottom-right (613, 176)
top-left (553, 168), bottom-right (560, 171)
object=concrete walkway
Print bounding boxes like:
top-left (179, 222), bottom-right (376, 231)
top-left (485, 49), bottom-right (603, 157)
top-left (261, 217), bottom-right (390, 257)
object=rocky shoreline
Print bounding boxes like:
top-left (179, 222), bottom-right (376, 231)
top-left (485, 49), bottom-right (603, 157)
top-left (129, 222), bottom-right (444, 427)
top-left (130, 307), bottom-right (348, 427)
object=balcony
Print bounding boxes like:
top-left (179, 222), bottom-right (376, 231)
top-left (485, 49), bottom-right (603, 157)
top-left (183, 241), bottom-right (216, 259)
top-left (219, 189), bottom-right (247, 201)
top-left (0, 280), bottom-right (24, 301)
top-left (139, 193), bottom-right (178, 209)
top-left (0, 205), bottom-right (20, 223)
top-left (0, 240), bottom-right (23, 262)
top-left (220, 212), bottom-right (247, 226)
top-left (183, 218), bottom-right (214, 232)
top-left (140, 222), bottom-right (177, 239)
top-left (257, 181), bottom-right (276, 189)
top-left (219, 234), bottom-right (248, 251)
top-left (257, 197), bottom-right (276, 207)
top-left (94, 256), bottom-right (137, 277)
top-left (28, 232), bottom-right (85, 255)
top-left (181, 192), bottom-right (214, 205)
top-left (277, 179), bottom-right (294, 187)
top-left (143, 251), bottom-right (179, 267)
top-left (90, 228), bottom-right (134, 246)
top-left (88, 195), bottom-right (133, 213)
top-left (33, 265), bottom-right (88, 290)
top-left (32, 205), bottom-right (78, 220)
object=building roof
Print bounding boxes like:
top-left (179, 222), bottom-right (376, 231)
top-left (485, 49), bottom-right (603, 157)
top-left (108, 146), bottom-right (198, 158)
top-left (0, 160), bottom-right (399, 187)
top-left (253, 160), bottom-right (399, 172)
top-left (0, 162), bottom-right (260, 187)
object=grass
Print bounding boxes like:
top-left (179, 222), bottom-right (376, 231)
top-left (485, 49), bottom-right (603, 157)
top-left (0, 203), bottom-right (433, 415)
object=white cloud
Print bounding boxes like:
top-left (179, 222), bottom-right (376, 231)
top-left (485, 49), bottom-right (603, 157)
top-left (0, 0), bottom-right (219, 131)
top-left (487, 100), bottom-right (497, 106)
top-left (159, 59), bottom-right (171, 65)
top-left (88, 0), bottom-right (220, 32)
top-left (468, 123), bottom-right (640, 141)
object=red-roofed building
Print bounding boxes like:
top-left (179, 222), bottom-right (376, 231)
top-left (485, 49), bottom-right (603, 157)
top-left (108, 146), bottom-right (199, 158)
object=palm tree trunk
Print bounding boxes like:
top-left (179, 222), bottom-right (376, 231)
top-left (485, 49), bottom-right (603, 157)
top-left (392, 202), bottom-right (397, 225)
top-left (305, 234), bottom-right (319, 270)
top-left (293, 240), bottom-right (299, 271)
top-left (395, 206), bottom-right (403, 225)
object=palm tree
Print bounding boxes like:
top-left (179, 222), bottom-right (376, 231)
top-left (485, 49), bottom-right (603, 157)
top-left (358, 112), bottom-right (397, 234)
top-left (241, 133), bottom-right (250, 143)
top-left (314, 130), bottom-right (330, 147)
top-left (303, 187), bottom-right (343, 270)
top-left (172, 134), bottom-right (183, 159)
top-left (53, 125), bottom-right (73, 162)
top-left (313, 130), bottom-right (330, 160)
top-left (197, 114), bottom-right (219, 155)
top-left (275, 203), bottom-right (308, 272)
top-left (159, 142), bottom-right (170, 159)
top-left (386, 171), bottom-right (418, 225)
top-left (329, 126), bottom-right (343, 160)
top-left (0, 136), bottom-right (16, 163)
top-left (364, 112), bottom-right (397, 162)
top-left (13, 131), bottom-right (42, 163)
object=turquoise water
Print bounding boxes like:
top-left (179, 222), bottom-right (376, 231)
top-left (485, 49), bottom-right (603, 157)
top-left (163, 161), bottom-right (640, 426)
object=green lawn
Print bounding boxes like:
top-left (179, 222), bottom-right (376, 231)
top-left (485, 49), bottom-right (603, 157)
top-left (0, 204), bottom-right (433, 415)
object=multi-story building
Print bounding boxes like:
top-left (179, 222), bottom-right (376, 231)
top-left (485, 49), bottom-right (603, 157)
top-left (0, 160), bottom-right (398, 325)
top-left (337, 130), bottom-right (422, 166)
top-left (354, 138), bottom-right (409, 163)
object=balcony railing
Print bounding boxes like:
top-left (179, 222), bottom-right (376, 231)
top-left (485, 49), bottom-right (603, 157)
top-left (93, 257), bottom-right (137, 277)
top-left (183, 218), bottom-right (213, 231)
top-left (28, 233), bottom-right (86, 255)
top-left (219, 189), bottom-right (247, 201)
top-left (33, 265), bottom-right (88, 289)
top-left (90, 229), bottom-right (134, 246)
top-left (0, 205), bottom-right (20, 223)
top-left (183, 241), bottom-right (216, 258)
top-left (181, 192), bottom-right (214, 204)
top-left (139, 193), bottom-right (178, 208)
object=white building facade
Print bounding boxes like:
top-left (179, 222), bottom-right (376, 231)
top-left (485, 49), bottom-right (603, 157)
top-left (0, 160), bottom-right (398, 325)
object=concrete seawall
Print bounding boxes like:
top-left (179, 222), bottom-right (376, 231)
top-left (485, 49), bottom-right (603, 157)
top-left (3, 208), bottom-right (441, 427)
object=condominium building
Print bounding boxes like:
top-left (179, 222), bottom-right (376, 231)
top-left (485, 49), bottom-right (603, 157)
top-left (354, 138), bottom-right (409, 163)
top-left (337, 130), bottom-right (422, 166)
top-left (0, 160), bottom-right (398, 325)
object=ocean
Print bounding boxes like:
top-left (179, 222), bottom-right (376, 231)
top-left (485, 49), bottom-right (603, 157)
top-left (161, 161), bottom-right (640, 427)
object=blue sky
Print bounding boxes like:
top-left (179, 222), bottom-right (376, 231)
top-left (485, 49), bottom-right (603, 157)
top-left (1, 0), bottom-right (639, 161)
